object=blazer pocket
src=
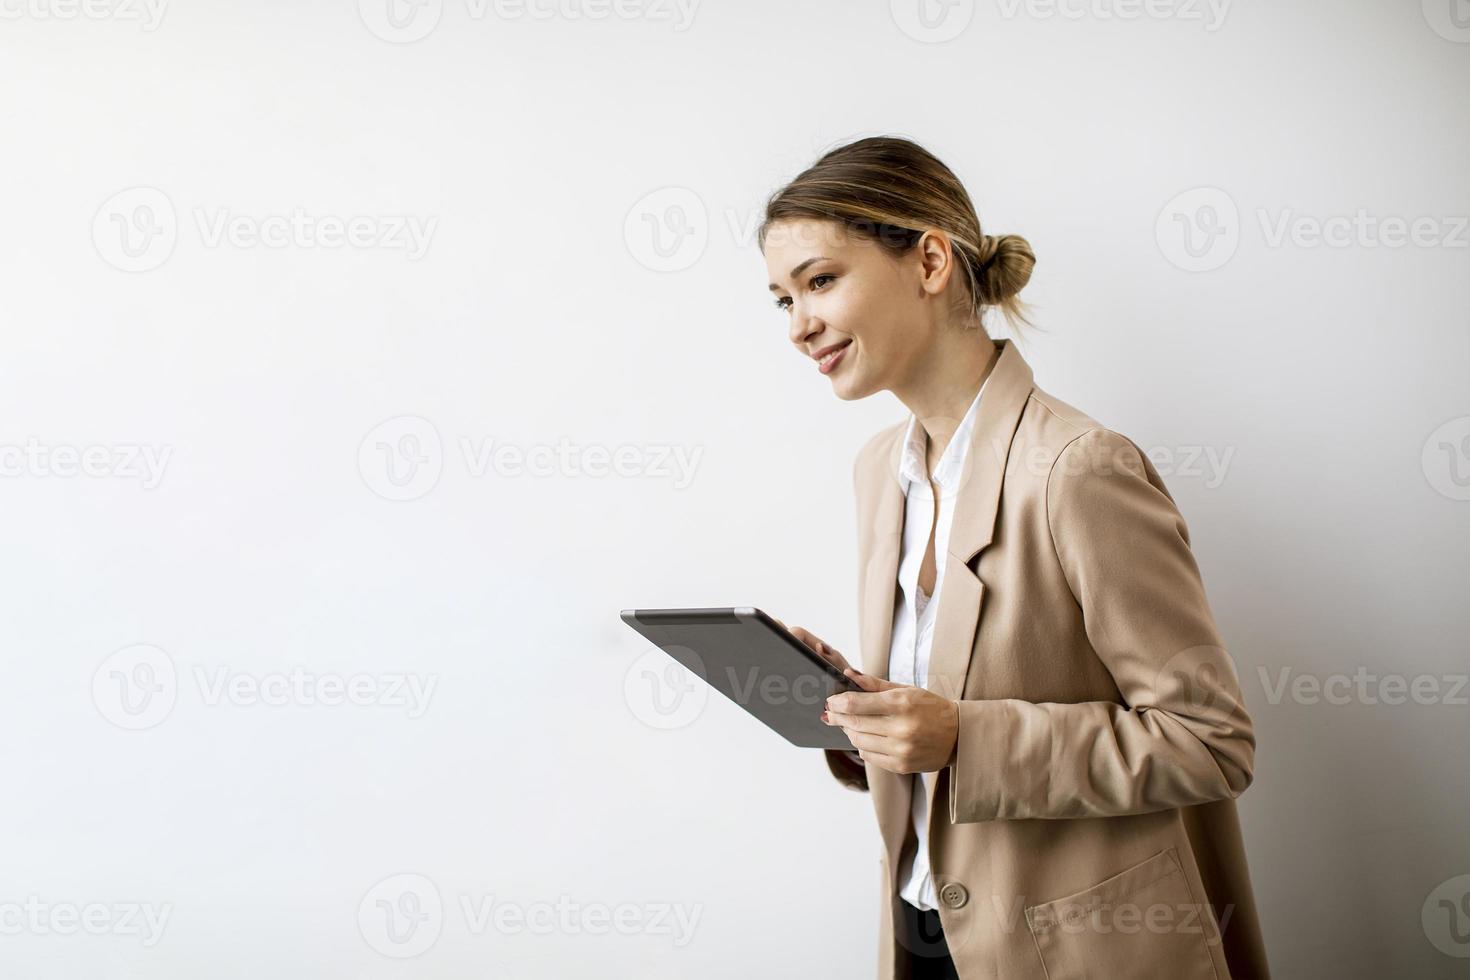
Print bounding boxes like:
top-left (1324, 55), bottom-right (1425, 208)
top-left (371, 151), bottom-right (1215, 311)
top-left (1024, 847), bottom-right (1220, 980)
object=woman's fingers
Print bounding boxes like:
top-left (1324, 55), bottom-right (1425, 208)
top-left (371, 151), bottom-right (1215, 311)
top-left (808, 632), bottom-right (852, 672)
top-left (824, 712), bottom-right (888, 737)
top-left (793, 628), bottom-right (824, 660)
top-left (835, 727), bottom-right (890, 751)
top-left (780, 620), bottom-right (861, 676)
top-left (787, 624), bottom-right (842, 664)
top-left (824, 698), bottom-right (892, 730)
top-left (815, 641), bottom-right (851, 672)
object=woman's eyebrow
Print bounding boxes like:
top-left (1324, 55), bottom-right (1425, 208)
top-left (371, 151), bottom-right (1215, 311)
top-left (768, 256), bottom-right (831, 292)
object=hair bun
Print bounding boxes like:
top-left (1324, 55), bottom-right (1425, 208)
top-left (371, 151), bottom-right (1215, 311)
top-left (977, 233), bottom-right (1001, 267)
top-left (975, 232), bottom-right (1035, 306)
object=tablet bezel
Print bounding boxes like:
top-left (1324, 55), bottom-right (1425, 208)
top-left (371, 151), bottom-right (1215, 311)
top-left (620, 606), bottom-right (863, 750)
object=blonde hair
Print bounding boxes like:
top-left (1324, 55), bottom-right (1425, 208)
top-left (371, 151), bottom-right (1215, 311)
top-left (759, 136), bottom-right (1041, 336)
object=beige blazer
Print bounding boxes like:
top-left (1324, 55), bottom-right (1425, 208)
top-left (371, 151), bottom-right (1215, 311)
top-left (825, 338), bottom-right (1270, 979)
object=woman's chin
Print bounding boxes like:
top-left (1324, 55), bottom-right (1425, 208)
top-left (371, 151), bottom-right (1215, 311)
top-left (826, 352), bottom-right (864, 398)
top-left (830, 374), bottom-right (869, 401)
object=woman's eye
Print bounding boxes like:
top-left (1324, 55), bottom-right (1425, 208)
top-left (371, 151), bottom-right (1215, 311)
top-left (772, 274), bottom-right (834, 312)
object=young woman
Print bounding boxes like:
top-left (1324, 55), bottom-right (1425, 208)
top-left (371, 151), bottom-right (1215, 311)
top-left (763, 137), bottom-right (1270, 980)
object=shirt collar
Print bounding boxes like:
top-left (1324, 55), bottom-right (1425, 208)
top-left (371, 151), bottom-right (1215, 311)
top-left (898, 373), bottom-right (990, 494)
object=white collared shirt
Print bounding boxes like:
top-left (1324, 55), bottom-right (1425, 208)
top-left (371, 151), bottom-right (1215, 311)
top-left (886, 374), bottom-right (990, 911)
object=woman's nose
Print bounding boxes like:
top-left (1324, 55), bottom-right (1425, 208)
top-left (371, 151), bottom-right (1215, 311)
top-left (789, 309), bottom-right (820, 347)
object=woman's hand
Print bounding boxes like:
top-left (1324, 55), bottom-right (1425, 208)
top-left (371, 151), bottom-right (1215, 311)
top-left (771, 618), bottom-right (858, 676)
top-left (822, 668), bottom-right (959, 775)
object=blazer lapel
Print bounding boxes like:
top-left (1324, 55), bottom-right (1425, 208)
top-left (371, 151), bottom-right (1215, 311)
top-left (858, 460), bottom-right (904, 680)
top-left (856, 338), bottom-right (1036, 693)
top-left (923, 339), bottom-right (1035, 701)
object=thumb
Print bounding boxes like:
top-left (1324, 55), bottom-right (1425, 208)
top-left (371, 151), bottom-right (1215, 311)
top-left (844, 667), bottom-right (900, 692)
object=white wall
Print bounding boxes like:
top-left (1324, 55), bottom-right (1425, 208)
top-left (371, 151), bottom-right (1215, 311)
top-left (1, 1), bottom-right (1466, 976)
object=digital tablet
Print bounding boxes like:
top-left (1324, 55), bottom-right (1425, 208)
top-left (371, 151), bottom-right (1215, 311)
top-left (619, 606), bottom-right (862, 750)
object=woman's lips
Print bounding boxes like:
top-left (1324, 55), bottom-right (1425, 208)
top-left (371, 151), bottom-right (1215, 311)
top-left (818, 341), bottom-right (851, 375)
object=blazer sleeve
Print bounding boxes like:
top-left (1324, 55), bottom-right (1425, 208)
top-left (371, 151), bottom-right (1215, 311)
top-left (948, 427), bottom-right (1256, 823)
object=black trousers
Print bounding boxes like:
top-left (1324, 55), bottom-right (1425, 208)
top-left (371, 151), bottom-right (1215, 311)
top-left (898, 898), bottom-right (960, 979)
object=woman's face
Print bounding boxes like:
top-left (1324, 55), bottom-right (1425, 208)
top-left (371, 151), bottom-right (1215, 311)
top-left (763, 217), bottom-right (951, 401)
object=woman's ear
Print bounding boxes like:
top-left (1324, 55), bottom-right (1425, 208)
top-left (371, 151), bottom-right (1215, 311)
top-left (915, 229), bottom-right (959, 297)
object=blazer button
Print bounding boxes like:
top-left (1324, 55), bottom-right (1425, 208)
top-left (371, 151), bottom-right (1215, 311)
top-left (939, 882), bottom-right (969, 909)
